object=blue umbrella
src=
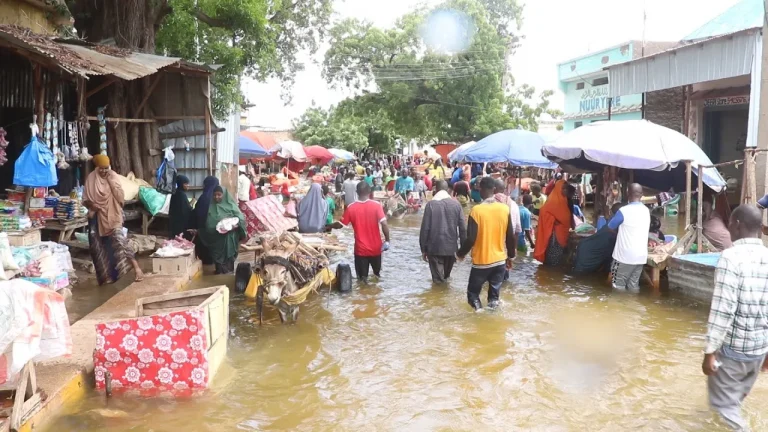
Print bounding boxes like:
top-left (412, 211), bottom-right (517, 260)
top-left (239, 134), bottom-right (269, 157)
top-left (459, 129), bottom-right (557, 168)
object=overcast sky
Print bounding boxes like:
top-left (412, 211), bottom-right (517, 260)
top-left (243, 0), bottom-right (741, 129)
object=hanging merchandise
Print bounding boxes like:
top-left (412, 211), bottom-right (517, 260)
top-left (44, 112), bottom-right (53, 150)
top-left (155, 147), bottom-right (177, 194)
top-left (14, 134), bottom-right (58, 187)
top-left (0, 127), bottom-right (9, 166)
top-left (98, 106), bottom-right (107, 156)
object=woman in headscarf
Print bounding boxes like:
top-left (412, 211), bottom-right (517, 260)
top-left (193, 176), bottom-right (220, 265)
top-left (534, 179), bottom-right (573, 266)
top-left (198, 185), bottom-right (246, 274)
top-left (83, 154), bottom-right (144, 285)
top-left (168, 175), bottom-right (193, 239)
top-left (297, 183), bottom-right (329, 233)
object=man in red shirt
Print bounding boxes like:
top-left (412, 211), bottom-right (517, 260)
top-left (331, 181), bottom-right (391, 282)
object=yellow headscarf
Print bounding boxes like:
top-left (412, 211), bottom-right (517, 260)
top-left (93, 154), bottom-right (110, 168)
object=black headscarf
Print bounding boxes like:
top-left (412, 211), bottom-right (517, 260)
top-left (194, 176), bottom-right (220, 230)
top-left (169, 175), bottom-right (192, 237)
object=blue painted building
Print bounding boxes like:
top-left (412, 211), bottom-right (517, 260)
top-left (557, 41), bottom-right (676, 132)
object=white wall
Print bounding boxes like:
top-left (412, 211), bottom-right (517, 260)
top-left (216, 110), bottom-right (240, 166)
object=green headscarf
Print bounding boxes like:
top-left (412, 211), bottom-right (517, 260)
top-left (198, 186), bottom-right (246, 264)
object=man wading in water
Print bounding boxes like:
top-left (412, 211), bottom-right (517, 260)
top-left (703, 204), bottom-right (768, 430)
top-left (330, 181), bottom-right (390, 283)
top-left (419, 180), bottom-right (466, 283)
top-left (457, 176), bottom-right (516, 311)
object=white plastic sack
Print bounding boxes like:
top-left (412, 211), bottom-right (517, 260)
top-left (216, 217), bottom-right (239, 234)
top-left (0, 233), bottom-right (19, 271)
top-left (152, 246), bottom-right (191, 258)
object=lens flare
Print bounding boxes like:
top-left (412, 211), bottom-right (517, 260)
top-left (420, 9), bottom-right (476, 54)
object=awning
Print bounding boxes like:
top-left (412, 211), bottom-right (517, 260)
top-left (608, 29), bottom-right (758, 97)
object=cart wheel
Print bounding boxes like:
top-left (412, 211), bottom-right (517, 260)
top-left (235, 262), bottom-right (252, 293)
top-left (336, 263), bottom-right (352, 293)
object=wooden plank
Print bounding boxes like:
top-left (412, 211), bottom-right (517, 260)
top-left (697, 164), bottom-right (704, 253)
top-left (86, 116), bottom-right (155, 123)
top-left (154, 116), bottom-right (206, 120)
top-left (134, 73), bottom-right (163, 117)
top-left (205, 100), bottom-right (213, 176)
top-left (159, 127), bottom-right (225, 140)
top-left (135, 285), bottom-right (223, 317)
top-left (85, 77), bottom-right (119, 98)
top-left (684, 160), bottom-right (692, 229)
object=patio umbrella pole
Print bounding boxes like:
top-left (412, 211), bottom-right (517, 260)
top-left (697, 165), bottom-right (704, 253)
top-left (684, 160), bottom-right (692, 229)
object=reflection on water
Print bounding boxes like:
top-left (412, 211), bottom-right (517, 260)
top-left (47, 214), bottom-right (768, 431)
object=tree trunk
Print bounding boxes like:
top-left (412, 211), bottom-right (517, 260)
top-left (71, 0), bottom-right (164, 180)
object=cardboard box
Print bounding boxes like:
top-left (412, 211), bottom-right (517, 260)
top-left (7, 229), bottom-right (41, 246)
top-left (28, 208), bottom-right (53, 219)
top-left (29, 198), bottom-right (46, 208)
top-left (32, 187), bottom-right (47, 198)
top-left (151, 252), bottom-right (201, 280)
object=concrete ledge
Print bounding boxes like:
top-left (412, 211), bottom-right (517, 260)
top-left (19, 269), bottom-right (202, 432)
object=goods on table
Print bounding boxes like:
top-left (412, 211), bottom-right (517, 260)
top-left (20, 271), bottom-right (69, 291)
top-left (54, 198), bottom-right (78, 220)
top-left (0, 127), bottom-right (8, 166)
top-left (153, 235), bottom-right (195, 258)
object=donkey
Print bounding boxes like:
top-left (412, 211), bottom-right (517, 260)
top-left (259, 240), bottom-right (301, 323)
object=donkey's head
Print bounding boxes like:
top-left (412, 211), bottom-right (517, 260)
top-left (259, 239), bottom-right (298, 306)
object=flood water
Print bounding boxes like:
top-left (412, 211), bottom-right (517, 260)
top-left (48, 214), bottom-right (768, 431)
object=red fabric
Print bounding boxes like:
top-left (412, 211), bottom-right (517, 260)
top-left (241, 195), bottom-right (297, 235)
top-left (424, 176), bottom-right (432, 191)
top-left (341, 200), bottom-right (386, 256)
top-left (249, 183), bottom-right (257, 200)
top-left (304, 146), bottom-right (334, 165)
top-left (386, 180), bottom-right (396, 192)
top-left (534, 180), bottom-right (572, 263)
top-left (94, 310), bottom-right (210, 397)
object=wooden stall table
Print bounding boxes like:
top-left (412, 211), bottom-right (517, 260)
top-left (42, 217), bottom-right (88, 242)
top-left (140, 209), bottom-right (169, 236)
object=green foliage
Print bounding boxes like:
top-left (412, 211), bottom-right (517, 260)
top-left (155, 0), bottom-right (333, 118)
top-left (317, 0), bottom-right (556, 144)
top-left (292, 96), bottom-right (399, 153)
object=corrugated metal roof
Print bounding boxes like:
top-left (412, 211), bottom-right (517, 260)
top-left (0, 24), bottom-right (213, 80)
top-left (683, 0), bottom-right (762, 41)
top-left (62, 44), bottom-right (180, 80)
top-left (608, 30), bottom-right (757, 97)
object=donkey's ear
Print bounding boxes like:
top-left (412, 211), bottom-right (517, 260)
top-left (261, 237), bottom-right (272, 253)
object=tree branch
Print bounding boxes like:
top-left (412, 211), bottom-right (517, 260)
top-left (154, 0), bottom-right (172, 26)
top-left (194, 9), bottom-right (227, 28)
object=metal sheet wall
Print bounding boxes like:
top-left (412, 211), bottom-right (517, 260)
top-left (609, 30), bottom-right (758, 97)
top-left (159, 119), bottom-right (209, 198)
top-left (215, 110), bottom-right (239, 166)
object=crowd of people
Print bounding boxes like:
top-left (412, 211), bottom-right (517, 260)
top-left (81, 151), bottom-right (768, 430)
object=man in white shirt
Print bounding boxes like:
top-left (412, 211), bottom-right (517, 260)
top-left (342, 172), bottom-right (359, 208)
top-left (237, 168), bottom-right (251, 202)
top-left (607, 183), bottom-right (649, 290)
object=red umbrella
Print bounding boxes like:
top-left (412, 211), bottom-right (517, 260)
top-left (303, 146), bottom-right (334, 165)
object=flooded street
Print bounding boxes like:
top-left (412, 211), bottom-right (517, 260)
top-left (49, 215), bottom-right (768, 431)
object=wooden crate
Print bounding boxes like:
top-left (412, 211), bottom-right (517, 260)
top-left (151, 253), bottom-right (201, 279)
top-left (7, 229), bottom-right (41, 247)
top-left (93, 286), bottom-right (229, 396)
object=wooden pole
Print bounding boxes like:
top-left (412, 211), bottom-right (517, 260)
top-left (684, 160), bottom-right (692, 229)
top-left (697, 165), bottom-right (704, 253)
top-left (742, 148), bottom-right (751, 204)
top-left (757, 0), bottom-right (768, 222)
top-left (205, 104), bottom-right (213, 176)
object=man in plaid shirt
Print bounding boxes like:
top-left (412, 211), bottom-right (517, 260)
top-left (703, 205), bottom-right (768, 430)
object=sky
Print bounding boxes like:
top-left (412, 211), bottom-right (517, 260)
top-left (243, 0), bottom-right (742, 130)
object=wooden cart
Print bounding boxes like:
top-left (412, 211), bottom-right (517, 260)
top-left (0, 361), bottom-right (43, 432)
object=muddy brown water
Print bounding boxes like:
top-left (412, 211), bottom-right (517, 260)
top-left (47, 214), bottom-right (768, 431)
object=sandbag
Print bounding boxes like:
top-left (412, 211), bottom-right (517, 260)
top-left (127, 172), bottom-right (152, 188)
top-left (0, 233), bottom-right (19, 270)
top-left (571, 227), bottom-right (616, 274)
top-left (138, 186), bottom-right (166, 216)
top-left (13, 136), bottom-right (57, 187)
top-left (116, 173), bottom-right (140, 201)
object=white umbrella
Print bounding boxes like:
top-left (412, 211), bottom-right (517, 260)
top-left (542, 120), bottom-right (726, 191)
top-left (328, 148), bottom-right (356, 161)
top-left (271, 140), bottom-right (307, 162)
top-left (448, 141), bottom-right (475, 161)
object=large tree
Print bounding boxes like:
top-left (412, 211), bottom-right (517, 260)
top-left (66, 0), bottom-right (332, 177)
top-left (314, 0), bottom-right (556, 145)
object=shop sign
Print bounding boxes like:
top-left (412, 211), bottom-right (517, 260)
top-left (703, 96), bottom-right (749, 107)
top-left (579, 85), bottom-right (621, 112)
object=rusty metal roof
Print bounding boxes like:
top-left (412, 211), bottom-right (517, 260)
top-left (0, 25), bottom-right (213, 80)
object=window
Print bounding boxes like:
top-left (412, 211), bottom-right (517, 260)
top-left (576, 82), bottom-right (585, 90)
top-left (574, 121), bottom-right (583, 128)
top-left (592, 77), bottom-right (608, 86)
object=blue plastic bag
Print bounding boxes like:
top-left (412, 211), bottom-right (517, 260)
top-left (13, 136), bottom-right (58, 187)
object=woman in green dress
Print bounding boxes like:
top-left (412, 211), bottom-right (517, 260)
top-left (198, 185), bottom-right (246, 274)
